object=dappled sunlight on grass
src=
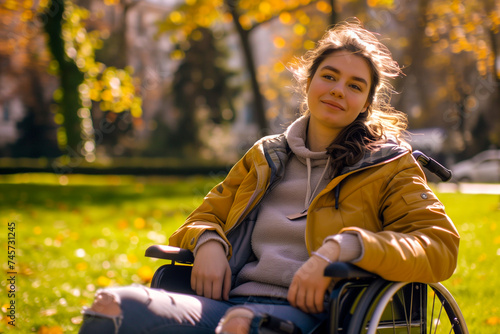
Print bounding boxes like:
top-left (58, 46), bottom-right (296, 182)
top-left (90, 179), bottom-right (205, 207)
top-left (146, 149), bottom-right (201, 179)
top-left (438, 193), bottom-right (500, 332)
top-left (0, 174), bottom-right (498, 332)
top-left (0, 172), bottom-right (133, 186)
top-left (0, 174), bottom-right (222, 332)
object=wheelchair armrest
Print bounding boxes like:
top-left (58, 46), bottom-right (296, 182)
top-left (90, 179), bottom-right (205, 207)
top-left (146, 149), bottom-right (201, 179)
top-left (145, 245), bottom-right (194, 264)
top-left (145, 247), bottom-right (375, 278)
top-left (324, 262), bottom-right (378, 279)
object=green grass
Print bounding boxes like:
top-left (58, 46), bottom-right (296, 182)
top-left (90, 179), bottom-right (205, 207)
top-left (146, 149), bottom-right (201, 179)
top-left (437, 192), bottom-right (500, 331)
top-left (0, 174), bottom-right (499, 333)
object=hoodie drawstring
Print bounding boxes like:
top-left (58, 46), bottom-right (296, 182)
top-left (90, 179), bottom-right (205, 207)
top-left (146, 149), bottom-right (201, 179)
top-left (305, 156), bottom-right (331, 209)
top-left (334, 182), bottom-right (341, 210)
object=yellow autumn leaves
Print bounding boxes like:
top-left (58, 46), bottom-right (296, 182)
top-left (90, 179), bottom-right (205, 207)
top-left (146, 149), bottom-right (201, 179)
top-left (55, 1), bottom-right (143, 118)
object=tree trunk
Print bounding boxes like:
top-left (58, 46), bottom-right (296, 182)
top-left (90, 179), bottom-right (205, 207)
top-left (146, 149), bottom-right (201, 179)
top-left (487, 28), bottom-right (500, 147)
top-left (42, 0), bottom-right (85, 155)
top-left (488, 26), bottom-right (500, 93)
top-left (94, 1), bottom-right (139, 69)
top-left (226, 0), bottom-right (269, 135)
top-left (395, 0), bottom-right (431, 128)
top-left (329, 0), bottom-right (337, 26)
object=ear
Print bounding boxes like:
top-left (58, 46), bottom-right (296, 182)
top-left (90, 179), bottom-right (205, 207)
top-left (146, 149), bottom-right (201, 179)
top-left (306, 78), bottom-right (311, 92)
top-left (361, 103), bottom-right (370, 113)
top-left (362, 98), bottom-right (371, 113)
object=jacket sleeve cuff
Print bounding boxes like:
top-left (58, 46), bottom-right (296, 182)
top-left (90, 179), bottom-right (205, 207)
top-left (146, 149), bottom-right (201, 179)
top-left (193, 230), bottom-right (230, 258)
top-left (324, 232), bottom-right (364, 262)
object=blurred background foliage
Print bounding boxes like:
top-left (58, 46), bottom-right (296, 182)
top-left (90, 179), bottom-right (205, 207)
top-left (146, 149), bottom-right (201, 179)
top-left (0, 0), bottom-right (499, 173)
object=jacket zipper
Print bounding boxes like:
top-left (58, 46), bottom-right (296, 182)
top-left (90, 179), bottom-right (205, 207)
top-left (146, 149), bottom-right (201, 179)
top-left (226, 152), bottom-right (285, 238)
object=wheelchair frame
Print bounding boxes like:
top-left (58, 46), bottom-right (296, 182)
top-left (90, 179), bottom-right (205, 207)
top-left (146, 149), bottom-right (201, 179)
top-left (145, 245), bottom-right (468, 334)
top-left (144, 151), bottom-right (466, 333)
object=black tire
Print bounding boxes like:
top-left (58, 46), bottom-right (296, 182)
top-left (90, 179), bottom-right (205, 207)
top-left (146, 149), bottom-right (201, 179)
top-left (347, 281), bottom-right (468, 334)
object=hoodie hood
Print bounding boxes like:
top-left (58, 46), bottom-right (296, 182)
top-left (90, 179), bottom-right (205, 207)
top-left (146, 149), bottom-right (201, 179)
top-left (285, 116), bottom-right (329, 167)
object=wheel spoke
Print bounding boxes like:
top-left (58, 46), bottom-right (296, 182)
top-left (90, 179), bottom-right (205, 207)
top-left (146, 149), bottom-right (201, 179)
top-left (429, 291), bottom-right (436, 333)
top-left (390, 299), bottom-right (396, 334)
top-left (398, 288), bottom-right (409, 331)
top-left (407, 283), bottom-right (414, 334)
top-left (359, 282), bottom-right (467, 334)
top-left (433, 299), bottom-right (445, 334)
top-left (419, 285), bottom-right (424, 330)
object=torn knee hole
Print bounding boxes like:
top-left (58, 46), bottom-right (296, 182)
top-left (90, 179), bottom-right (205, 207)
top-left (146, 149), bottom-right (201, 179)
top-left (216, 308), bottom-right (254, 334)
top-left (89, 291), bottom-right (122, 317)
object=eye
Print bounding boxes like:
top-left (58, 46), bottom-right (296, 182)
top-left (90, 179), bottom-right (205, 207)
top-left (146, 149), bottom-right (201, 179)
top-left (349, 84), bottom-right (362, 91)
top-left (322, 74), bottom-right (336, 81)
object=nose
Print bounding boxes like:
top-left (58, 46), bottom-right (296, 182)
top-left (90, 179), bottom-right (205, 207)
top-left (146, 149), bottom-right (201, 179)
top-left (329, 83), bottom-right (344, 98)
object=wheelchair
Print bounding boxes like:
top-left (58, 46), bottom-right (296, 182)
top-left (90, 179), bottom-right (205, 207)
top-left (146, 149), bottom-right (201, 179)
top-left (145, 151), bottom-right (468, 333)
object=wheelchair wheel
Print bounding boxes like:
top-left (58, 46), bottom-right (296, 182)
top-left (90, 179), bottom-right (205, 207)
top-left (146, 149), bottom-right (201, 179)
top-left (347, 281), bottom-right (468, 334)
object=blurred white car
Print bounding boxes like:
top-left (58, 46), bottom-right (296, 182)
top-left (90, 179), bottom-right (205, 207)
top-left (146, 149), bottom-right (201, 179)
top-left (452, 150), bottom-right (500, 183)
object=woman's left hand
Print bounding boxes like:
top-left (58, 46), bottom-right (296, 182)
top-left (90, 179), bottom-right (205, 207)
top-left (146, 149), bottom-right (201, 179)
top-left (287, 256), bottom-right (332, 313)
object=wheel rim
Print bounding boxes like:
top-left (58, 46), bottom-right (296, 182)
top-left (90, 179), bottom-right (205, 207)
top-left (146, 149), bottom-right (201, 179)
top-left (357, 282), bottom-right (469, 334)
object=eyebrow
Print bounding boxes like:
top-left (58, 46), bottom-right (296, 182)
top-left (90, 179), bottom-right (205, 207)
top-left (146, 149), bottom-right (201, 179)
top-left (320, 65), bottom-right (369, 87)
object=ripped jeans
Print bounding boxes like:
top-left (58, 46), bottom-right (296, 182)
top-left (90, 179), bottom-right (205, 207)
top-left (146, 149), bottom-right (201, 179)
top-left (78, 285), bottom-right (327, 334)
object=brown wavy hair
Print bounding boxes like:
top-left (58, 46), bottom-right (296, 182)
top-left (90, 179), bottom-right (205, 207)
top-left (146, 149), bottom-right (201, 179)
top-left (290, 19), bottom-right (408, 176)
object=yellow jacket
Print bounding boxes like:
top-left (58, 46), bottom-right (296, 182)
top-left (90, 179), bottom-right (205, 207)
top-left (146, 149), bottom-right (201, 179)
top-left (169, 134), bottom-right (459, 283)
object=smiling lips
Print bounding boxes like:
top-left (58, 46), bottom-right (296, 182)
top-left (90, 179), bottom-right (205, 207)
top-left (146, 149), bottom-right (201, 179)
top-left (321, 99), bottom-right (345, 111)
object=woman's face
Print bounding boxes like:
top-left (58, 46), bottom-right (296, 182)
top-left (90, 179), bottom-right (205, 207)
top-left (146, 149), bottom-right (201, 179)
top-left (306, 50), bottom-right (372, 139)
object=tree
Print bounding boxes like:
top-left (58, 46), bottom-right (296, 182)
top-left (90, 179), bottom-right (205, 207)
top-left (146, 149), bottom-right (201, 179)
top-left (93, 0), bottom-right (141, 69)
top-left (389, 0), bottom-right (432, 129)
top-left (423, 0), bottom-right (500, 153)
top-left (40, 0), bottom-right (143, 166)
top-left (158, 0), bottom-right (337, 135)
top-left (356, 0), bottom-right (499, 157)
top-left (0, 0), bottom-right (59, 157)
top-left (42, 0), bottom-right (86, 156)
top-left (167, 28), bottom-right (239, 156)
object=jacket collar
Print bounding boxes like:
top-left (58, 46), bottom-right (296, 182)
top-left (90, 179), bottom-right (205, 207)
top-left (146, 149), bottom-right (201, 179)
top-left (261, 134), bottom-right (290, 185)
top-left (259, 130), bottom-right (409, 186)
top-left (340, 139), bottom-right (409, 176)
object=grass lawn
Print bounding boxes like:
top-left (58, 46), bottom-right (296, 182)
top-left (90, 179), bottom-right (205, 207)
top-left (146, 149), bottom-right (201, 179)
top-left (1, 173), bottom-right (499, 333)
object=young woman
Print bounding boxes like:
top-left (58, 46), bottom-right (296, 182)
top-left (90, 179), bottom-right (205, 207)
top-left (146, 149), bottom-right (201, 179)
top-left (79, 19), bottom-right (459, 334)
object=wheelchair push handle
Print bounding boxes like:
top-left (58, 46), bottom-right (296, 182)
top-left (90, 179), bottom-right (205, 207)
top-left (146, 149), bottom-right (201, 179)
top-left (412, 150), bottom-right (452, 182)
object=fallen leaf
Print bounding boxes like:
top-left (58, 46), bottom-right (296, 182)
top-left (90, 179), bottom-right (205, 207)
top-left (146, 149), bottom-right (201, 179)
top-left (37, 325), bottom-right (63, 334)
top-left (134, 217), bottom-right (146, 229)
top-left (76, 262), bottom-right (88, 271)
top-left (97, 276), bottom-right (111, 287)
top-left (137, 265), bottom-right (154, 283)
top-left (127, 254), bottom-right (138, 263)
top-left (117, 219), bottom-right (128, 230)
top-left (486, 316), bottom-right (500, 325)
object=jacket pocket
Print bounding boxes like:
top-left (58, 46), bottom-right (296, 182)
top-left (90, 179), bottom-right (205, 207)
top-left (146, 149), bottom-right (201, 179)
top-left (401, 190), bottom-right (437, 205)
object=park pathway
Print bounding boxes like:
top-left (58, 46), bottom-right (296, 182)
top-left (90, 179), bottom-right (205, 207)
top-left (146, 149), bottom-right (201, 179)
top-left (437, 182), bottom-right (500, 195)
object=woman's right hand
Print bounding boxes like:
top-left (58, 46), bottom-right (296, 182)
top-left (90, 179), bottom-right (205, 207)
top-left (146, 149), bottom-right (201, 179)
top-left (191, 240), bottom-right (232, 301)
